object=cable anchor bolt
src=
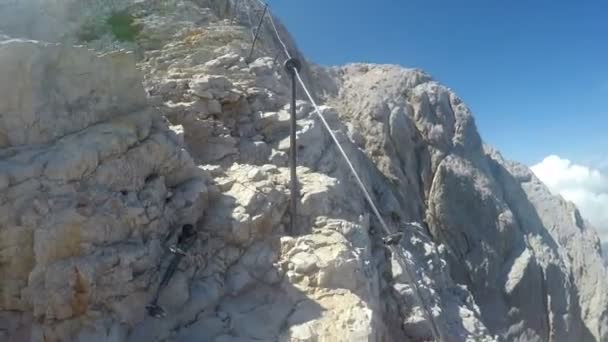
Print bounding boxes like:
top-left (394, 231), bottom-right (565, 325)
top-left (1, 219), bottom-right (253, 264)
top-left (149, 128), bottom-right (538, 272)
top-left (284, 58), bottom-right (302, 75)
top-left (382, 232), bottom-right (405, 246)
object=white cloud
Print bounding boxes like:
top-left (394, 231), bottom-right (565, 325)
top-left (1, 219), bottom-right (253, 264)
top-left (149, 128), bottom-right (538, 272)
top-left (531, 155), bottom-right (608, 241)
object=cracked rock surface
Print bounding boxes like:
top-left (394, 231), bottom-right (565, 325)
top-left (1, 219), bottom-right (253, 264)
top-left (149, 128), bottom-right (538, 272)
top-left (0, 1), bottom-right (607, 341)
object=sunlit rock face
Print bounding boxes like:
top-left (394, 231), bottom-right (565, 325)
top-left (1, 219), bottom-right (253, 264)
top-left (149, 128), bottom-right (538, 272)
top-left (0, 1), bottom-right (606, 341)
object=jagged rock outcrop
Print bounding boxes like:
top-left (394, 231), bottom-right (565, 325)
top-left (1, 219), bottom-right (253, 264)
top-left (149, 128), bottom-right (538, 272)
top-left (0, 38), bottom-right (208, 341)
top-left (319, 63), bottom-right (608, 341)
top-left (0, 1), bottom-right (607, 342)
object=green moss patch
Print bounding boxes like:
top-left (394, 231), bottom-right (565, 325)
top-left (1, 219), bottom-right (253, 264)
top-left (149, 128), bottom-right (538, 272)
top-left (106, 10), bottom-right (142, 42)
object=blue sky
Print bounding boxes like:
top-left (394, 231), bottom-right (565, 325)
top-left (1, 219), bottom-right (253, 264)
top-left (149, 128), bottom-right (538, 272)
top-left (269, 0), bottom-right (607, 167)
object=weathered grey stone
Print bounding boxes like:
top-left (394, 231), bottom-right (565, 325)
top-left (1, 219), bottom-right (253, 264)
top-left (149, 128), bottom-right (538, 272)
top-left (0, 39), bottom-right (206, 341)
top-left (0, 40), bottom-right (146, 147)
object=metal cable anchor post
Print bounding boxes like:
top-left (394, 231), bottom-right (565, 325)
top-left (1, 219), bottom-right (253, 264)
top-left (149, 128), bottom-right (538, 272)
top-left (246, 2), bottom-right (268, 63)
top-left (284, 57), bottom-right (302, 235)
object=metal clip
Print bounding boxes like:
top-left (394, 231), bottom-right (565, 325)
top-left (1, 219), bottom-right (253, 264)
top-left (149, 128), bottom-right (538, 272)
top-left (382, 232), bottom-right (404, 246)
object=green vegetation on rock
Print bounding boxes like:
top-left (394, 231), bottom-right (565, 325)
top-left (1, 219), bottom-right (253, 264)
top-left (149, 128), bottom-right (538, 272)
top-left (106, 10), bottom-right (142, 42)
top-left (76, 10), bottom-right (142, 43)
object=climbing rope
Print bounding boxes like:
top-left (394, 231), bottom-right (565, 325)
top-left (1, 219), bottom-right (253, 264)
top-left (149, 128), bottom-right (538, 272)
top-left (246, 1), bottom-right (443, 340)
top-left (296, 67), bottom-right (443, 341)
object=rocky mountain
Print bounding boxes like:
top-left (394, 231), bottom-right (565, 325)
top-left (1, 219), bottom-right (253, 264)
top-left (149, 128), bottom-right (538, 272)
top-left (0, 1), bottom-right (607, 341)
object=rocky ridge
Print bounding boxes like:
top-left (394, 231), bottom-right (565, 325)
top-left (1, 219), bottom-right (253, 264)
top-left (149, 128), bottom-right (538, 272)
top-left (0, 1), bottom-right (606, 341)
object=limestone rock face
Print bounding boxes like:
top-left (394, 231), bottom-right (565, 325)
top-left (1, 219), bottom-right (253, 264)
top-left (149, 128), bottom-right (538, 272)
top-left (0, 40), bottom-right (147, 147)
top-left (321, 63), bottom-right (608, 341)
top-left (0, 1), bottom-right (607, 342)
top-left (0, 39), bottom-right (208, 341)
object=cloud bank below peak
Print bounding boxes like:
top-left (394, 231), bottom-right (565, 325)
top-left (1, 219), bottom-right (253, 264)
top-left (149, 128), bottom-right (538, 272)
top-left (531, 155), bottom-right (608, 241)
